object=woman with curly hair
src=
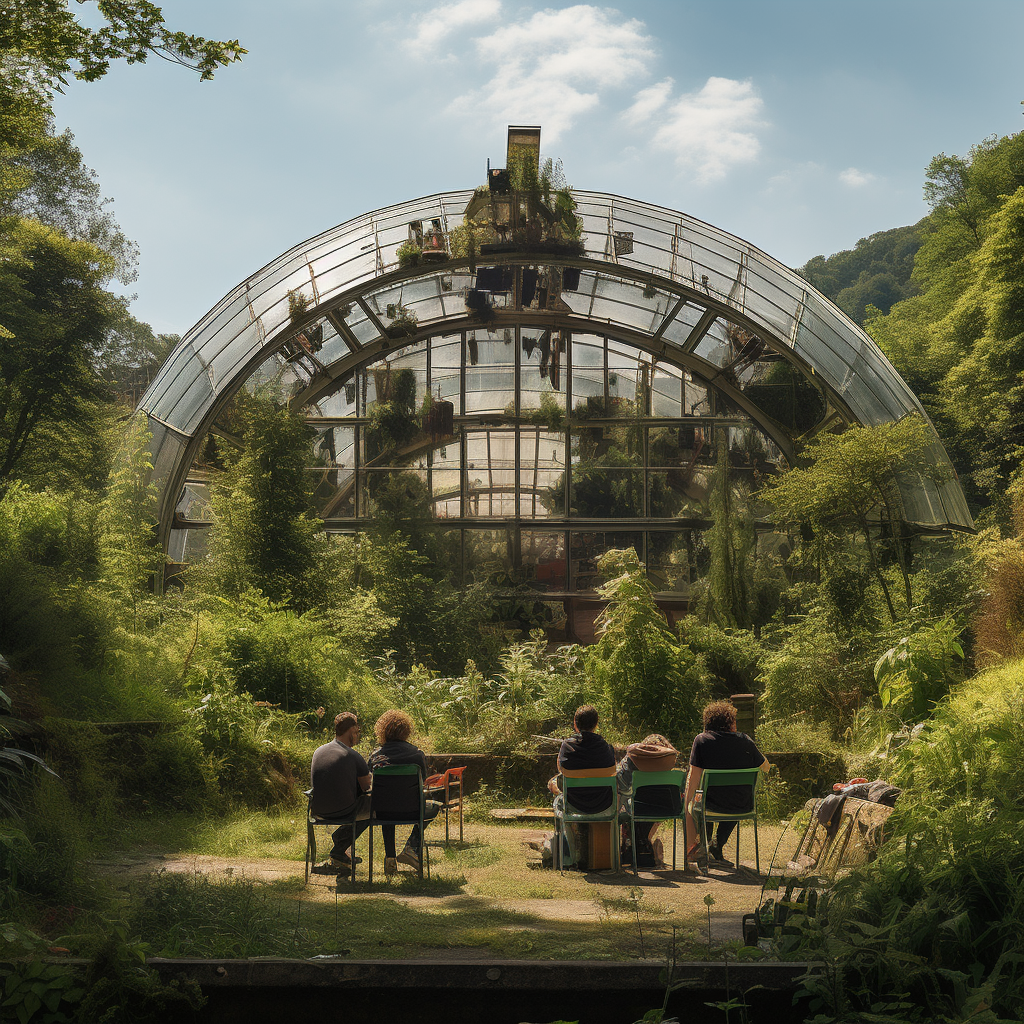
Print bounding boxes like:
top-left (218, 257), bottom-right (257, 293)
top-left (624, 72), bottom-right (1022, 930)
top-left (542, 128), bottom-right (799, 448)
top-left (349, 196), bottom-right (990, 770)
top-left (684, 700), bottom-right (771, 869)
top-left (368, 710), bottom-right (441, 875)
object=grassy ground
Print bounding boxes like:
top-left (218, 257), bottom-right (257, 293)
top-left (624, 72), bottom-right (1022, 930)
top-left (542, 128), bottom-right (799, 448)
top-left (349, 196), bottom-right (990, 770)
top-left (81, 808), bottom-right (803, 962)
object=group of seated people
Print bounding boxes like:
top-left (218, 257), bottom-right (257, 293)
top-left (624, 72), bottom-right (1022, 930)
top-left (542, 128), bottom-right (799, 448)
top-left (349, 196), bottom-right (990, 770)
top-left (311, 697), bottom-right (769, 877)
top-left (309, 708), bottom-right (439, 876)
top-left (550, 700), bottom-right (770, 869)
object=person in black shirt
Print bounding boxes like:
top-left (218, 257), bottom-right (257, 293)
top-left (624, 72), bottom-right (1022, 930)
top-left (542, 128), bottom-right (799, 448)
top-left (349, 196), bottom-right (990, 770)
top-left (547, 706), bottom-right (616, 867)
top-left (367, 710), bottom-right (441, 876)
top-left (685, 700), bottom-right (771, 866)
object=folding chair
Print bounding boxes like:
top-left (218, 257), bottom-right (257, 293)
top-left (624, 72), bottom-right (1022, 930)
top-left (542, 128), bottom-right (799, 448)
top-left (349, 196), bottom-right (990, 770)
top-left (555, 774), bottom-right (620, 873)
top-left (425, 766), bottom-right (466, 845)
top-left (367, 764), bottom-right (433, 882)
top-left (626, 769), bottom-right (686, 876)
top-left (691, 767), bottom-right (762, 873)
top-left (303, 788), bottom-right (358, 887)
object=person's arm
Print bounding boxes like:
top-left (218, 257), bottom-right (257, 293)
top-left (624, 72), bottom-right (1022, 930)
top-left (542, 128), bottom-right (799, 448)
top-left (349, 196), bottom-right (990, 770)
top-left (760, 756), bottom-right (772, 773)
top-left (356, 751), bottom-right (372, 793)
top-left (684, 765), bottom-right (702, 854)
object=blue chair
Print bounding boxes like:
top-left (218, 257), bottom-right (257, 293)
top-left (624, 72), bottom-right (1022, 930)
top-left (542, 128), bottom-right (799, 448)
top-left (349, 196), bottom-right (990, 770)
top-left (304, 788), bottom-right (359, 887)
top-left (691, 767), bottom-right (762, 873)
top-left (367, 764), bottom-right (433, 882)
top-left (555, 774), bottom-right (620, 873)
top-left (626, 768), bottom-right (687, 876)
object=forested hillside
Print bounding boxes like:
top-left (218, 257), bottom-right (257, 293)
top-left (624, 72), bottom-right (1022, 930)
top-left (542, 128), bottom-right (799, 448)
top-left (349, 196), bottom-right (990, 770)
top-left (798, 131), bottom-right (1024, 527)
top-left (798, 222), bottom-right (923, 326)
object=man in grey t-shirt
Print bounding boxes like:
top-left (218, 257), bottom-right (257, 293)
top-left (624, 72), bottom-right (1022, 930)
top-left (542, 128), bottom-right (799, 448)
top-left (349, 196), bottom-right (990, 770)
top-left (310, 711), bottom-right (372, 867)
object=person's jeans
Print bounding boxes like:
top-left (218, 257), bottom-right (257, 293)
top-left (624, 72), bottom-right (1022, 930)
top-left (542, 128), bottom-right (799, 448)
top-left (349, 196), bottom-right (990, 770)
top-left (382, 800), bottom-right (442, 857)
top-left (329, 792), bottom-right (372, 860)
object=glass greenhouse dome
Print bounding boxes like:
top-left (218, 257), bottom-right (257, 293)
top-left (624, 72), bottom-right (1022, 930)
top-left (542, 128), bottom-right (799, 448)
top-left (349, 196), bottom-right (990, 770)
top-left (140, 126), bottom-right (972, 624)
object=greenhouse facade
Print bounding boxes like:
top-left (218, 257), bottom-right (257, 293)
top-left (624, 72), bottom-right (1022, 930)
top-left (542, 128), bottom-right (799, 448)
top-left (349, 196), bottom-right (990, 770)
top-left (140, 126), bottom-right (972, 629)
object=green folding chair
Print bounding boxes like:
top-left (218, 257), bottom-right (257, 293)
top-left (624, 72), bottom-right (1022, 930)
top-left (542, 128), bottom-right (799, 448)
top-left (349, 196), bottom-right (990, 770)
top-left (367, 764), bottom-right (432, 882)
top-left (626, 768), bottom-right (686, 876)
top-left (303, 788), bottom-right (359, 887)
top-left (692, 767), bottom-right (762, 873)
top-left (555, 774), bottom-right (620, 873)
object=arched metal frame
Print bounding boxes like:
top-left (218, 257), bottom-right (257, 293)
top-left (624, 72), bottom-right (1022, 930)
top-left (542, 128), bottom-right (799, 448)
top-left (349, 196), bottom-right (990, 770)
top-left (141, 188), bottom-right (973, 581)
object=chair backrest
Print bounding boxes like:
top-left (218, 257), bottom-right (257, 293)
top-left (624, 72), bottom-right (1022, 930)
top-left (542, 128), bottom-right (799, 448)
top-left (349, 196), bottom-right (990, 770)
top-left (371, 763), bottom-right (423, 819)
top-left (561, 773), bottom-right (616, 815)
top-left (631, 769), bottom-right (686, 816)
top-left (698, 767), bottom-right (761, 792)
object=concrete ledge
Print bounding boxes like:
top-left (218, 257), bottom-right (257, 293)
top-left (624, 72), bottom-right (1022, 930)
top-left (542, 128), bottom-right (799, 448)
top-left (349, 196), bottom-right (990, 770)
top-left (144, 957), bottom-right (817, 1024)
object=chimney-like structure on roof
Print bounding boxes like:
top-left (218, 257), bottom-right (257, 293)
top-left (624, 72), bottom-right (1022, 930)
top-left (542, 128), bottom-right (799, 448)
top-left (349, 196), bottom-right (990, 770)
top-left (506, 125), bottom-right (541, 174)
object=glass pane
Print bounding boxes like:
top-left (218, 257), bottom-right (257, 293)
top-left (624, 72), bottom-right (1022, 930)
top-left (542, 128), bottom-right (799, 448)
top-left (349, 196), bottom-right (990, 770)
top-left (464, 530), bottom-right (511, 582)
top-left (571, 532), bottom-right (643, 590)
top-left (646, 531), bottom-right (692, 594)
top-left (570, 468), bottom-right (643, 517)
top-left (309, 465), bottom-right (355, 518)
top-left (521, 530), bottom-right (566, 591)
top-left (520, 327), bottom-right (567, 414)
top-left (358, 468), bottom-right (431, 517)
top-left (571, 424), bottom-right (644, 468)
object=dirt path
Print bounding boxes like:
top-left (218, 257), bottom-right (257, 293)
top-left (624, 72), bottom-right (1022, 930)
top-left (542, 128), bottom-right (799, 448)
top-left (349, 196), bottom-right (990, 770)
top-left (87, 824), bottom-right (796, 946)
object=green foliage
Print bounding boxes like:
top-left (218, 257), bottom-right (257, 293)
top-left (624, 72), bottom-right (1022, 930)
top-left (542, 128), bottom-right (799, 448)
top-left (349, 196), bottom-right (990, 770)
top-left (799, 223), bottom-right (923, 325)
top-left (1, 0), bottom-right (244, 99)
top-left (0, 219), bottom-right (119, 488)
top-left (777, 658), bottom-right (1024, 1021)
top-left (201, 391), bottom-right (322, 607)
top-left (760, 605), bottom-right (884, 737)
top-left (588, 549), bottom-right (708, 742)
top-left (864, 130), bottom-right (1024, 520)
top-left (684, 622), bottom-right (763, 695)
top-left (95, 412), bottom-right (160, 624)
top-left (697, 437), bottom-right (757, 629)
top-left (395, 240), bottom-right (421, 268)
top-left (874, 617), bottom-right (964, 719)
top-left (763, 418), bottom-right (943, 620)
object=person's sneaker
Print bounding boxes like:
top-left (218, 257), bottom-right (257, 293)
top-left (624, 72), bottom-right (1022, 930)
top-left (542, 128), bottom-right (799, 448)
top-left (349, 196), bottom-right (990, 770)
top-left (330, 853), bottom-right (362, 868)
top-left (384, 856), bottom-right (398, 876)
top-left (397, 848), bottom-right (422, 870)
top-left (707, 843), bottom-right (730, 865)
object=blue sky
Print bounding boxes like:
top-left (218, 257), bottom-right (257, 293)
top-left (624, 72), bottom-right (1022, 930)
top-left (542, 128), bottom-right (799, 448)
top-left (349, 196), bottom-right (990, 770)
top-left (54, 0), bottom-right (1024, 336)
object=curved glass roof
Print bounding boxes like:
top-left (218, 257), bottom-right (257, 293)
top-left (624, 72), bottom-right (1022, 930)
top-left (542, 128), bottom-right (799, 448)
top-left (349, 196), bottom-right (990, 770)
top-left (141, 184), bottom-right (973, 552)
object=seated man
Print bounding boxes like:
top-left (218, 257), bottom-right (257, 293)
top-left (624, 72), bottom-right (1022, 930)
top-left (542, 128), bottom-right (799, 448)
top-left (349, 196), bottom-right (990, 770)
top-left (548, 705), bottom-right (616, 866)
top-left (684, 700), bottom-right (771, 866)
top-left (309, 711), bottom-right (372, 869)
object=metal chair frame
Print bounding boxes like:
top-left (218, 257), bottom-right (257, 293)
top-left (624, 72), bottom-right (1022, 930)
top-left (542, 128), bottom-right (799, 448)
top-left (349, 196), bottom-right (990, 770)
top-left (626, 769), bottom-right (687, 876)
top-left (554, 773), bottom-right (620, 874)
top-left (367, 764), bottom-right (432, 882)
top-left (303, 788), bottom-right (359, 887)
top-left (692, 767), bottom-right (762, 874)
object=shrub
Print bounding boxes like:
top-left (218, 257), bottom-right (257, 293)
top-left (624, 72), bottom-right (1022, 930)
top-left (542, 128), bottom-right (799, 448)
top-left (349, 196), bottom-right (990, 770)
top-left (588, 549), bottom-right (709, 744)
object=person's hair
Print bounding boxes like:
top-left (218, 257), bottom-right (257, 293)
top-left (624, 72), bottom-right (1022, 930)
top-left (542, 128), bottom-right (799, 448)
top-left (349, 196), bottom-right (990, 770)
top-left (641, 733), bottom-right (673, 748)
top-left (703, 700), bottom-right (737, 732)
top-left (334, 711), bottom-right (358, 737)
top-left (574, 705), bottom-right (599, 732)
top-left (375, 709), bottom-right (414, 745)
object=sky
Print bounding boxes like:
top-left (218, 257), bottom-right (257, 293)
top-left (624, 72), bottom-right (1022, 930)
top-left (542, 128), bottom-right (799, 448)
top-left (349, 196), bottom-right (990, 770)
top-left (53, 0), bottom-right (1024, 337)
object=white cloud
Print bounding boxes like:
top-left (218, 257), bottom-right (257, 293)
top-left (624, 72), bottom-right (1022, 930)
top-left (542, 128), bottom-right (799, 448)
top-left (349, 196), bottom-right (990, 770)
top-left (839, 167), bottom-right (874, 187)
top-left (440, 5), bottom-right (655, 142)
top-left (405, 0), bottom-right (502, 51)
top-left (624, 78), bottom-right (673, 122)
top-left (628, 76), bottom-right (766, 184)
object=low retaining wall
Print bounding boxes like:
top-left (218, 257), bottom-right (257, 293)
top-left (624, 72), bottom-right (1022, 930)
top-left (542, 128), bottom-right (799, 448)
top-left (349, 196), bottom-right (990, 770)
top-left (147, 958), bottom-right (816, 1024)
